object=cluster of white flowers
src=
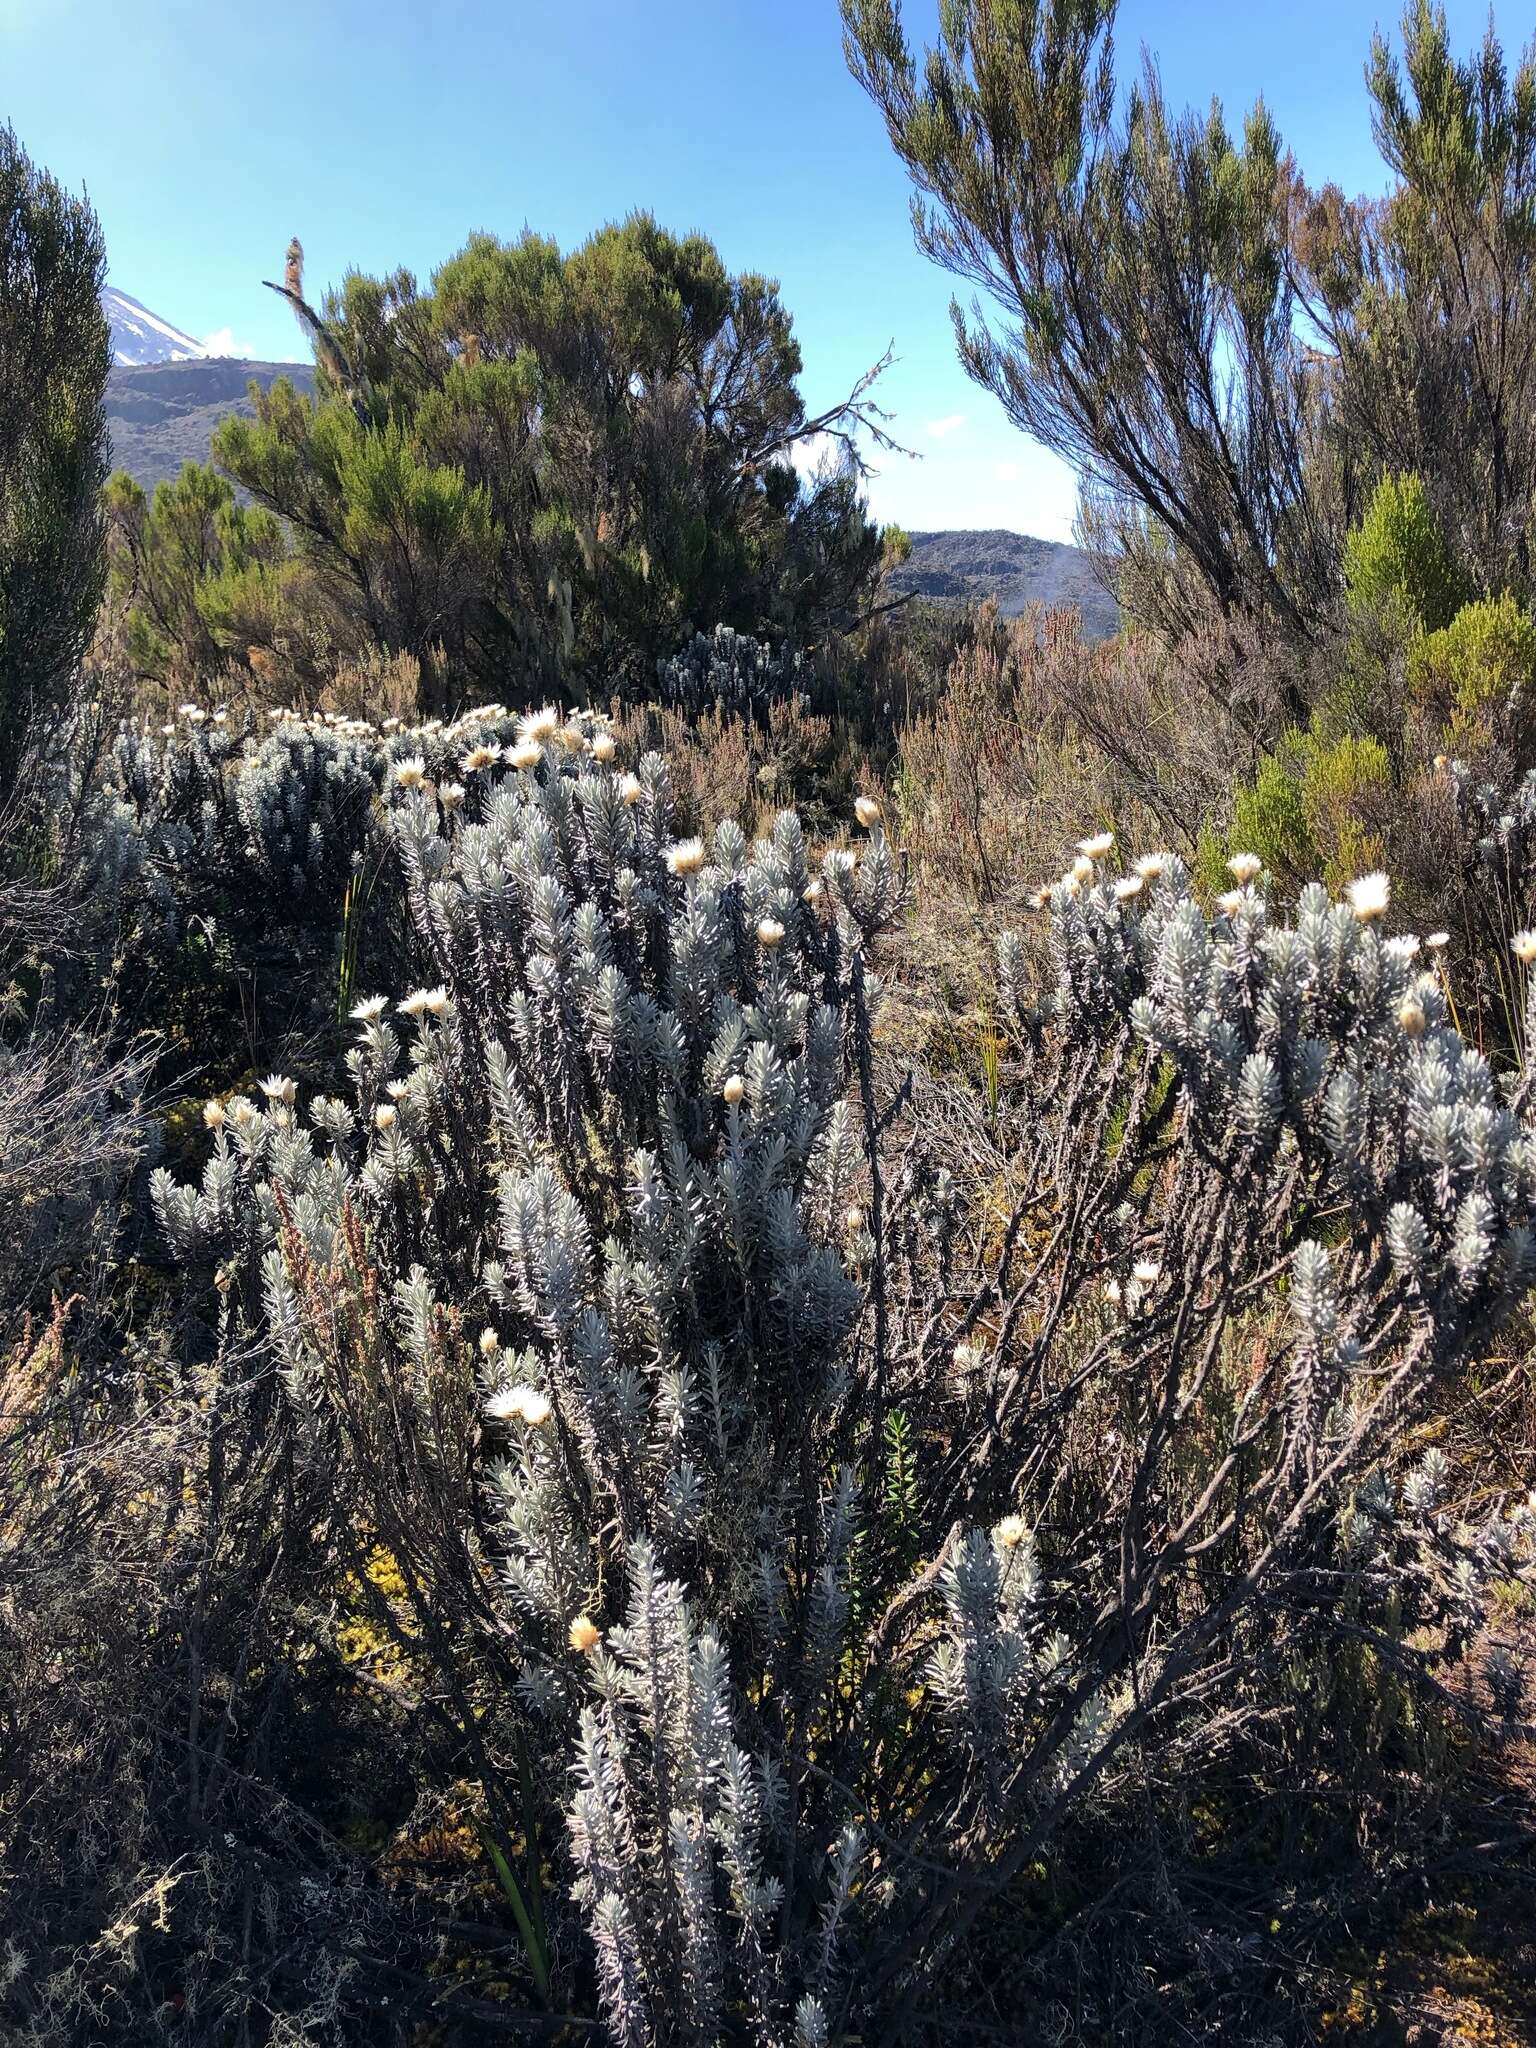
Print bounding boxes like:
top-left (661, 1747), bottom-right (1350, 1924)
top-left (145, 717), bottom-right (911, 2039)
top-left (144, 738), bottom-right (1536, 2035)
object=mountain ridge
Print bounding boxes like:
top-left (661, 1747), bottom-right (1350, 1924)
top-left (103, 286), bottom-right (209, 366)
top-left (105, 356), bottom-right (316, 493)
top-left (889, 527), bottom-right (1117, 640)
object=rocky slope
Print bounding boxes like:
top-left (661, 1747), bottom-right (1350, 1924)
top-left (105, 358), bottom-right (316, 493)
top-left (889, 527), bottom-right (1117, 639)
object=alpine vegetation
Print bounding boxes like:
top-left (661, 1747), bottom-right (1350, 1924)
top-left (10, 10), bottom-right (1536, 2035)
top-left (139, 722), bottom-right (1536, 2040)
top-left (655, 624), bottom-right (809, 722)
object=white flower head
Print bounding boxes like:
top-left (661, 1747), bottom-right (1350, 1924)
top-left (202, 1099), bottom-right (226, 1129)
top-left (1348, 872), bottom-right (1391, 922)
top-left (1134, 853), bottom-right (1167, 881)
top-left (1215, 889), bottom-right (1245, 916)
top-left (854, 795), bottom-right (882, 830)
top-left (1078, 831), bottom-right (1114, 859)
top-left (374, 1103), bottom-right (397, 1130)
top-left (259, 1073), bottom-right (297, 1107)
top-left (1132, 1259), bottom-right (1161, 1286)
top-left (1113, 876), bottom-right (1143, 901)
top-left (995, 1514), bottom-right (1028, 1550)
top-left (722, 1073), bottom-right (746, 1106)
top-left (666, 837), bottom-right (706, 877)
top-left (439, 781), bottom-right (466, 810)
top-left (1426, 930), bottom-right (1451, 952)
top-left (489, 1384), bottom-right (552, 1428)
top-left (1514, 930), bottom-right (1536, 965)
top-left (1227, 852), bottom-right (1262, 883)
top-left (350, 994), bottom-right (389, 1024)
top-left (393, 755), bottom-right (427, 790)
top-left (1398, 997), bottom-right (1427, 1038)
top-left (757, 916), bottom-right (785, 948)
top-left (619, 772), bottom-right (644, 806)
top-left (478, 1328), bottom-right (500, 1356)
top-left (509, 740), bottom-right (542, 771)
top-left (591, 732), bottom-right (616, 763)
top-left (1070, 854), bottom-right (1095, 885)
top-left (517, 705), bottom-right (561, 745)
top-left (461, 744), bottom-right (501, 774)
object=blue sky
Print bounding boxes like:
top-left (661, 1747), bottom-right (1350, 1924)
top-left (5, 0), bottom-right (1517, 538)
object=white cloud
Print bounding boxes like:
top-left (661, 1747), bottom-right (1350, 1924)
top-left (201, 327), bottom-right (258, 359)
top-left (862, 436), bottom-right (1079, 545)
top-left (789, 430), bottom-right (861, 485)
top-left (926, 413), bottom-right (966, 439)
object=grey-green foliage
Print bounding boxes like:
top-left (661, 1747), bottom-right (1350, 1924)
top-left (1020, 854), bottom-right (1536, 1341)
top-left (148, 727), bottom-right (1536, 2042)
top-left (150, 714), bottom-right (903, 2036)
top-left (569, 1539), bottom-right (863, 2047)
top-left (655, 625), bottom-right (807, 721)
top-left (108, 712), bottom-right (382, 936)
top-left (985, 846), bottom-right (1536, 1778)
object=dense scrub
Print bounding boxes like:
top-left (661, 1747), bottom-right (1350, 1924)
top-left (3, 696), bottom-right (1534, 2044)
top-left (6, 3), bottom-right (1536, 2039)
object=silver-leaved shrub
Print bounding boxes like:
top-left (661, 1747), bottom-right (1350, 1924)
top-left (148, 720), bottom-right (1535, 2042)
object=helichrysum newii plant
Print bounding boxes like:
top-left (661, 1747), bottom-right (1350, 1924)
top-left (85, 696), bottom-right (540, 963)
top-left (151, 752), bottom-right (1536, 2040)
top-left (655, 624), bottom-right (808, 721)
top-left (151, 709), bottom-right (906, 2033)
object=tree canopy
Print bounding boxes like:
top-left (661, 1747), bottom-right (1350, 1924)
top-left (0, 121), bottom-right (109, 784)
top-left (843, 0), bottom-right (1536, 650)
top-left (112, 216), bottom-right (900, 704)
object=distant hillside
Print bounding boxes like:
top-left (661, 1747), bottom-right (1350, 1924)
top-left (106, 358), bottom-right (316, 494)
top-left (891, 528), bottom-right (1118, 640)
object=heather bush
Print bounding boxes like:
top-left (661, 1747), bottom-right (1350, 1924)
top-left (1223, 727), bottom-right (1394, 895)
top-left (1410, 593), bottom-right (1536, 759)
top-left (1343, 471), bottom-right (1467, 635)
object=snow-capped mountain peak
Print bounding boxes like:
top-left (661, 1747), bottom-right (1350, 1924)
top-left (103, 287), bottom-right (209, 367)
